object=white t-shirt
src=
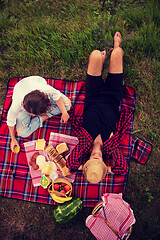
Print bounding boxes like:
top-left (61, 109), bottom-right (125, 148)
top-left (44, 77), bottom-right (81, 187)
top-left (7, 76), bottom-right (62, 126)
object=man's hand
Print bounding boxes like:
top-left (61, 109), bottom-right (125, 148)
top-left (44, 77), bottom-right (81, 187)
top-left (61, 112), bottom-right (70, 123)
top-left (10, 138), bottom-right (20, 153)
top-left (106, 166), bottom-right (114, 174)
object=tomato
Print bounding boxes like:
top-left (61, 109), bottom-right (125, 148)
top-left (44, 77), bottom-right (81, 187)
top-left (64, 184), bottom-right (70, 192)
top-left (54, 183), bottom-right (60, 190)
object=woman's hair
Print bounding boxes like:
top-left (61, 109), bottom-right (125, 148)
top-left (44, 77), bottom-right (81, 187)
top-left (23, 90), bottom-right (53, 115)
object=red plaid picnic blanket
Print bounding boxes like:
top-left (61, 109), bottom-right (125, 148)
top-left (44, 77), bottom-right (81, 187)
top-left (0, 77), bottom-right (135, 207)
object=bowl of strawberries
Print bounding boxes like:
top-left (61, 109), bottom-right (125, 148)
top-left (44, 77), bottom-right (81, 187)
top-left (48, 178), bottom-right (72, 203)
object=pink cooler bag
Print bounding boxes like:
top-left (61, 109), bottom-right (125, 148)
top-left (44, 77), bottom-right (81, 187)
top-left (86, 193), bottom-right (136, 240)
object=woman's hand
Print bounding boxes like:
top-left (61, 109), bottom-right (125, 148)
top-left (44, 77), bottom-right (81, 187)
top-left (61, 112), bottom-right (70, 123)
top-left (8, 125), bottom-right (20, 152)
top-left (10, 138), bottom-right (20, 153)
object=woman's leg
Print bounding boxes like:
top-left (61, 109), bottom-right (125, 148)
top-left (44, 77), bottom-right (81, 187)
top-left (87, 31), bottom-right (123, 77)
top-left (87, 50), bottom-right (106, 76)
top-left (87, 32), bottom-right (123, 76)
top-left (108, 32), bottom-right (123, 74)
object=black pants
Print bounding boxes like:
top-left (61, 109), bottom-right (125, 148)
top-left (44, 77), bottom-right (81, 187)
top-left (82, 73), bottom-right (123, 142)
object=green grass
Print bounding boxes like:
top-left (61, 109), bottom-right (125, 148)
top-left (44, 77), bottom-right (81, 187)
top-left (0, 0), bottom-right (111, 81)
top-left (0, 0), bottom-right (160, 239)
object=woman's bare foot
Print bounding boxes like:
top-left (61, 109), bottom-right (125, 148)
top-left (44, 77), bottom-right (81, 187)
top-left (114, 32), bottom-right (122, 48)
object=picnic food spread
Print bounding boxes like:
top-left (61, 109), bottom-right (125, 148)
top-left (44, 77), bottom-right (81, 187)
top-left (25, 133), bottom-right (138, 234)
top-left (28, 138), bottom-right (136, 233)
top-left (29, 140), bottom-right (73, 202)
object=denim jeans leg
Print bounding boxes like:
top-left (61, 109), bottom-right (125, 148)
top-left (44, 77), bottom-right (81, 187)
top-left (16, 110), bottom-right (43, 138)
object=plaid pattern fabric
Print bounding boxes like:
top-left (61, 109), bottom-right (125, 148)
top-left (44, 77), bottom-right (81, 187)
top-left (0, 77), bottom-right (135, 207)
top-left (66, 109), bottom-right (94, 172)
top-left (102, 108), bottom-right (133, 174)
top-left (130, 136), bottom-right (152, 164)
top-left (67, 108), bottom-right (133, 174)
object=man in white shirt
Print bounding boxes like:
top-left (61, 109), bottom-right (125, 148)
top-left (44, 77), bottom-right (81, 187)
top-left (7, 76), bottom-right (71, 152)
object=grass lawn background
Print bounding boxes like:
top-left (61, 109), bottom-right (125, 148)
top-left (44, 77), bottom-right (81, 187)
top-left (0, 0), bottom-right (160, 239)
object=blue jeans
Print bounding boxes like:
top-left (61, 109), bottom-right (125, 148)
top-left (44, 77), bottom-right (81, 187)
top-left (16, 94), bottom-right (71, 138)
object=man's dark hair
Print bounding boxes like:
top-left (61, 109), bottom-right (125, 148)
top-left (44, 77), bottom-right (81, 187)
top-left (23, 90), bottom-right (53, 115)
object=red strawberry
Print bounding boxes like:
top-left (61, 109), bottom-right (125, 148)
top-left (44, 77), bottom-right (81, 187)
top-left (60, 190), bottom-right (66, 194)
top-left (54, 183), bottom-right (60, 191)
top-left (64, 184), bottom-right (70, 192)
top-left (61, 182), bottom-right (66, 187)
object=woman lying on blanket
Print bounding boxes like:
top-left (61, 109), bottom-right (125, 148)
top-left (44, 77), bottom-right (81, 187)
top-left (7, 76), bottom-right (71, 152)
top-left (66, 32), bottom-right (133, 183)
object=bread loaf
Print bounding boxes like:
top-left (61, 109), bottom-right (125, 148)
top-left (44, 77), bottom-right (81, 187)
top-left (45, 145), bottom-right (71, 177)
top-left (56, 142), bottom-right (69, 155)
top-left (45, 145), bottom-right (57, 160)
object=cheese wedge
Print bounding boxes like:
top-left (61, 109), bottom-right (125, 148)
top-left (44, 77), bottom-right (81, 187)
top-left (36, 139), bottom-right (46, 150)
